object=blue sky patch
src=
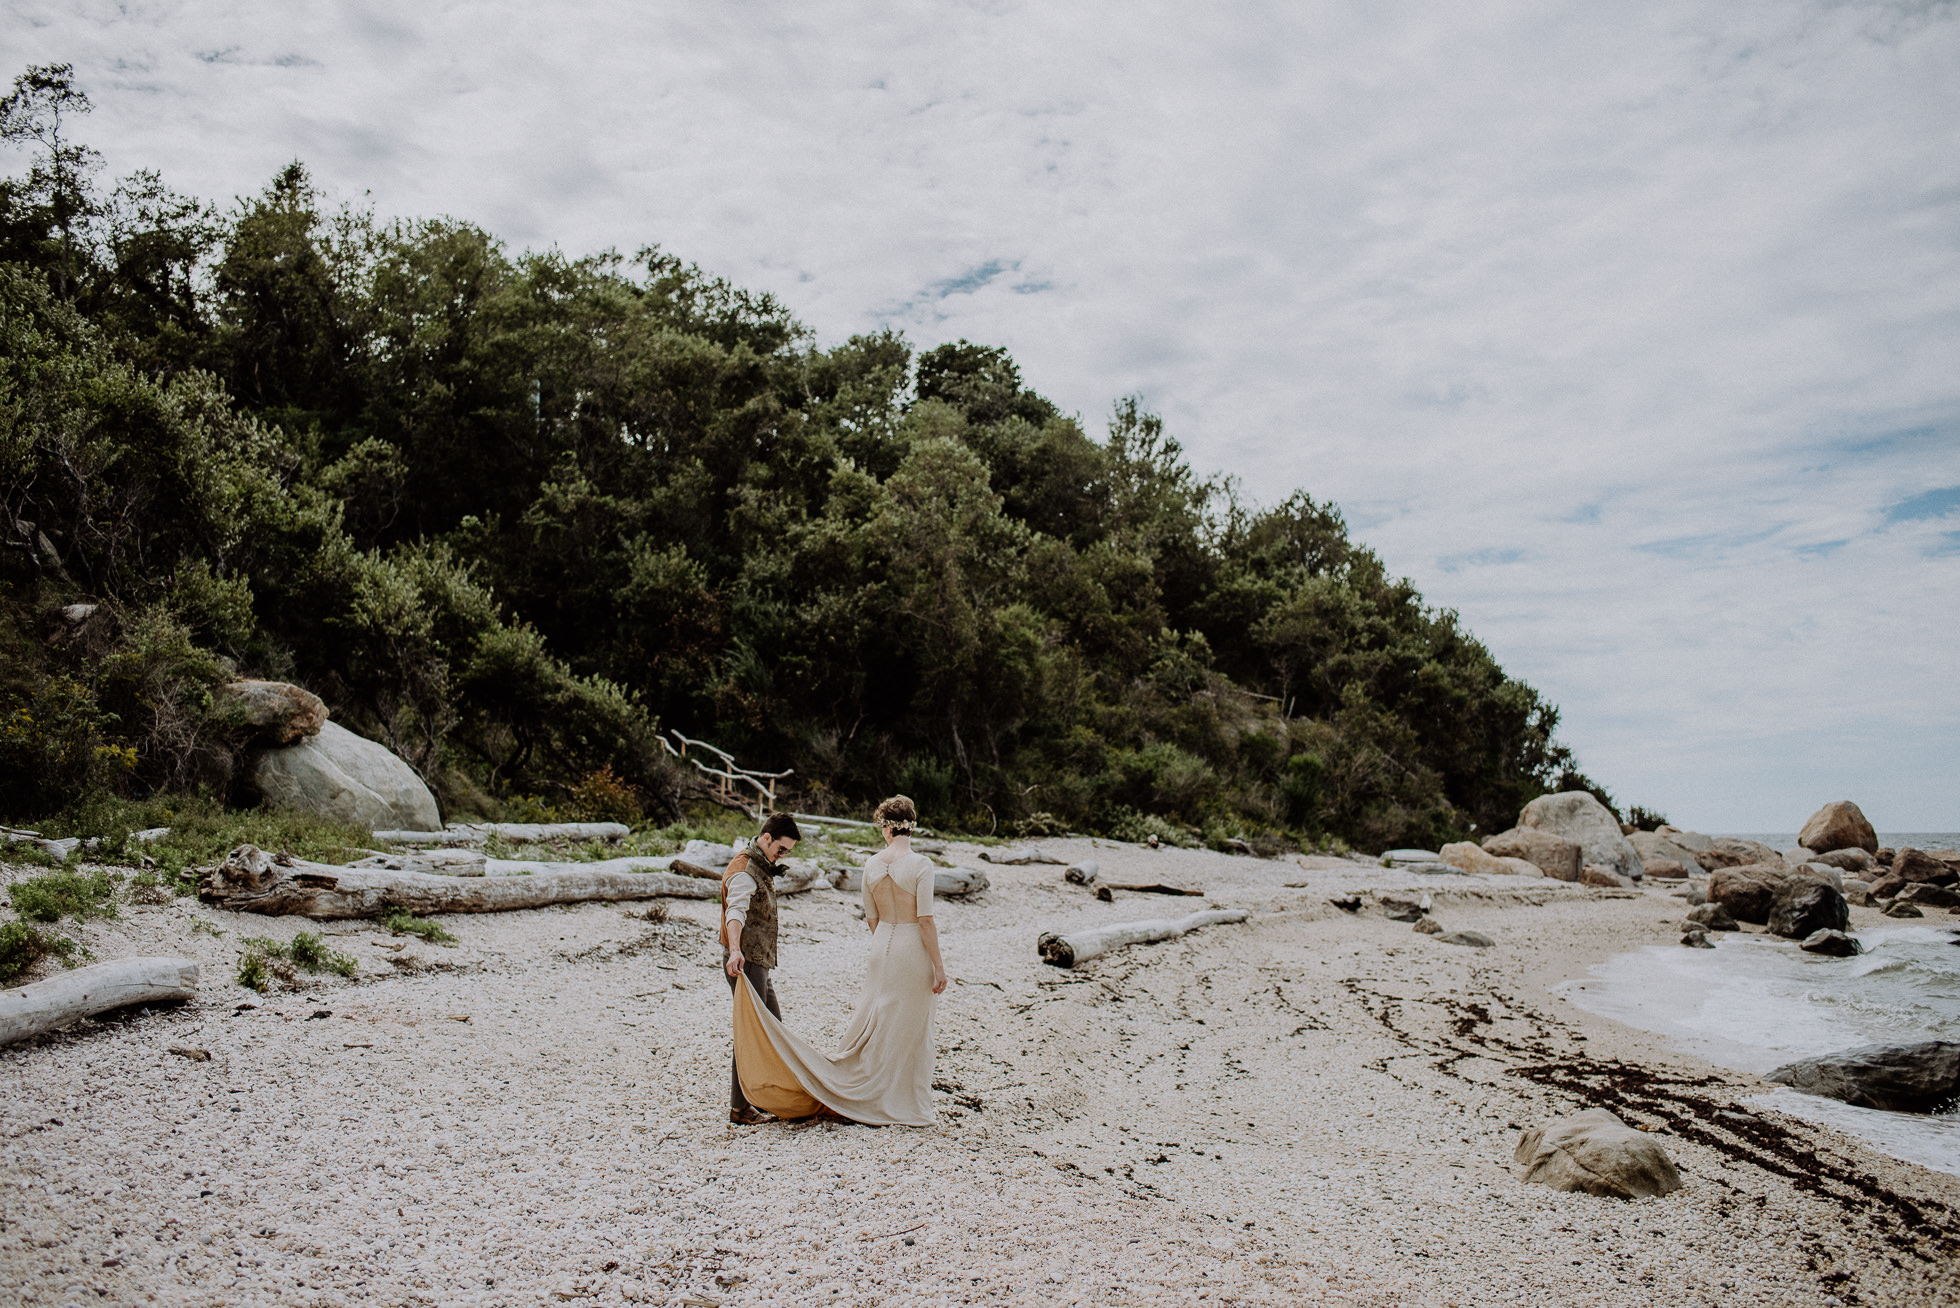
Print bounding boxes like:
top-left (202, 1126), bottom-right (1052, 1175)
top-left (1884, 485), bottom-right (1960, 524)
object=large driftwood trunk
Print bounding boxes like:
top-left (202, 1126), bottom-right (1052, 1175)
top-left (0, 956), bottom-right (199, 1046)
top-left (202, 845), bottom-right (718, 917)
top-left (826, 866), bottom-right (991, 896)
top-left (1038, 909), bottom-right (1248, 968)
top-left (372, 822), bottom-right (631, 847)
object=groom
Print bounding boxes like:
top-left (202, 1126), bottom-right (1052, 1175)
top-left (720, 812), bottom-right (801, 1125)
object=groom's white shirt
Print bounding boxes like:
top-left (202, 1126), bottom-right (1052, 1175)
top-left (723, 868), bottom-right (757, 930)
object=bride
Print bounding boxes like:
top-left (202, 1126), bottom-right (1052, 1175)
top-left (730, 795), bottom-right (948, 1126)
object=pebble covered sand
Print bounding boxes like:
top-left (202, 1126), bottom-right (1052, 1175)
top-left (4, 838), bottom-right (1958, 1306)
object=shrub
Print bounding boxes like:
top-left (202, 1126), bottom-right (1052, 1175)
top-left (379, 908), bottom-right (456, 945)
top-left (6, 869), bottom-right (121, 923)
top-left (567, 765), bottom-right (642, 824)
top-left (0, 920), bottom-right (82, 982)
top-left (0, 676), bottom-right (132, 820)
top-left (236, 930), bottom-right (355, 990)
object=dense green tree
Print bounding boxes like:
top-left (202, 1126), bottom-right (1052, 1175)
top-left (0, 74), bottom-right (1604, 845)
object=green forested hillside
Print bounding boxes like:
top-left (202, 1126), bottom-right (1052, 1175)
top-left (0, 65), bottom-right (1600, 848)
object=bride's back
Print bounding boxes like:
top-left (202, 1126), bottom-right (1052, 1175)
top-left (865, 851), bottom-right (932, 924)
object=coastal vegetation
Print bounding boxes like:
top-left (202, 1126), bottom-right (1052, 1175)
top-left (0, 63), bottom-right (1609, 850)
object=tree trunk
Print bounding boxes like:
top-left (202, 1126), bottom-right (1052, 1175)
top-left (1037, 909), bottom-right (1249, 968)
top-left (372, 822), bottom-right (631, 847)
top-left (201, 845), bottom-right (718, 918)
top-left (1092, 880), bottom-right (1204, 900)
top-left (0, 956), bottom-right (200, 1046)
top-left (826, 865), bottom-right (990, 896)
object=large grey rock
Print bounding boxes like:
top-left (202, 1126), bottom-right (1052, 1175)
top-left (1708, 862), bottom-right (1829, 926)
top-left (1797, 801), bottom-right (1878, 856)
top-left (1765, 1041), bottom-right (1960, 1113)
top-left (1482, 827), bottom-right (1582, 881)
top-left (1695, 837), bottom-right (1783, 872)
top-left (1630, 831), bottom-right (1707, 877)
top-left (1654, 825), bottom-right (1713, 853)
top-left (1520, 792), bottom-right (1643, 879)
top-left (1768, 880), bottom-right (1850, 939)
top-left (1897, 881), bottom-right (1960, 910)
top-left (1437, 930), bottom-right (1495, 948)
top-left (1439, 842), bottom-right (1542, 877)
top-left (1812, 847), bottom-right (1874, 874)
top-left (1685, 902), bottom-right (1738, 931)
top-left (1799, 929), bottom-right (1862, 957)
top-left (1892, 848), bottom-right (1959, 887)
top-left (217, 680), bottom-right (329, 745)
top-left (250, 721), bottom-right (439, 832)
top-left (1514, 1108), bottom-right (1683, 1198)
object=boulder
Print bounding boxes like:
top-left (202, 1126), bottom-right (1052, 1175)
top-left (1514, 1108), bottom-right (1683, 1199)
top-left (1655, 825), bottom-right (1713, 853)
top-left (1867, 873), bottom-right (1906, 900)
top-left (1892, 848), bottom-right (1958, 887)
top-left (1843, 880), bottom-right (1873, 907)
top-left (1708, 862), bottom-right (1827, 926)
top-left (1681, 927), bottom-right (1715, 949)
top-left (1482, 828), bottom-right (1582, 881)
top-left (250, 721), bottom-right (441, 833)
top-left (1765, 1041), bottom-right (1960, 1113)
top-left (1797, 801), bottom-right (1878, 856)
top-left (1377, 892), bottom-right (1430, 923)
top-left (1695, 838), bottom-right (1782, 873)
top-left (1631, 830), bottom-right (1713, 875)
top-left (1882, 901), bottom-right (1924, 919)
top-left (1519, 792), bottom-right (1643, 879)
top-left (1582, 864), bottom-right (1631, 888)
top-left (1780, 847), bottom-right (1820, 867)
top-left (1767, 880), bottom-right (1849, 940)
top-left (1438, 841), bottom-right (1542, 877)
top-left (1812, 847), bottom-right (1874, 874)
top-left (1643, 859), bottom-right (1692, 880)
top-left (217, 680), bottom-right (329, 746)
top-left (1897, 881), bottom-right (1960, 910)
top-left (1413, 915), bottom-right (1444, 935)
top-left (1684, 903), bottom-right (1738, 931)
top-left (1799, 929), bottom-right (1862, 957)
top-left (1670, 881), bottom-right (1708, 906)
top-left (1438, 930), bottom-right (1495, 948)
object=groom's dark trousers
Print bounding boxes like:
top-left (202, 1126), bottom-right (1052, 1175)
top-left (726, 961), bottom-right (782, 1115)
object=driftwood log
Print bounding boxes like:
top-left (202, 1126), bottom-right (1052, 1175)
top-left (1038, 909), bottom-right (1249, 968)
top-left (980, 846), bottom-right (1065, 865)
top-left (2, 826), bottom-right (169, 861)
top-left (0, 956), bottom-right (199, 1046)
top-left (1094, 880), bottom-right (1205, 901)
top-left (826, 865), bottom-right (991, 896)
top-left (202, 845), bottom-right (718, 917)
top-left (372, 822), bottom-right (631, 847)
top-left (1064, 861), bottom-right (1099, 885)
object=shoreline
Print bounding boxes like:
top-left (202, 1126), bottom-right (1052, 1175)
top-left (3, 839), bottom-right (1957, 1305)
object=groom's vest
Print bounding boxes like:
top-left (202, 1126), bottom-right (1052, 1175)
top-left (720, 844), bottom-right (780, 970)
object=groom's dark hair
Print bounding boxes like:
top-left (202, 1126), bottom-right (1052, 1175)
top-left (760, 813), bottom-right (802, 841)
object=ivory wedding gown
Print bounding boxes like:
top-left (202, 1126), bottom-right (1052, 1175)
top-left (732, 850), bottom-right (939, 1126)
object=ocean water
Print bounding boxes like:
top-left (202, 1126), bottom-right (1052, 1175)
top-left (1563, 840), bottom-right (1960, 1177)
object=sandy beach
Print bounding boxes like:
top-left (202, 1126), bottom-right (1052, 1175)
top-left (4, 839), bottom-right (1957, 1307)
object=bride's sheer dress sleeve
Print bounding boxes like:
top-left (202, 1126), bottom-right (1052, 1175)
top-left (861, 856), bottom-right (880, 928)
top-left (913, 855), bottom-right (934, 918)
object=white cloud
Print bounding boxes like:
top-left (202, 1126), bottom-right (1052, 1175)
top-left (4, 0), bottom-right (1955, 828)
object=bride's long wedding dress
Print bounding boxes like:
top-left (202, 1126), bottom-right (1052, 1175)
top-left (732, 850), bottom-right (939, 1126)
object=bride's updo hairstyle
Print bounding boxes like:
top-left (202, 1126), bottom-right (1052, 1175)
top-left (873, 794), bottom-right (918, 835)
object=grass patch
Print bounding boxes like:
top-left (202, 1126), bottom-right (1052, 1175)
top-left (7, 868), bottom-right (122, 923)
top-left (0, 920), bottom-right (83, 983)
top-left (379, 908), bottom-right (457, 945)
top-left (189, 917), bottom-right (225, 937)
top-left (0, 841), bottom-right (62, 869)
top-left (32, 794), bottom-right (373, 894)
top-left (236, 930), bottom-right (357, 991)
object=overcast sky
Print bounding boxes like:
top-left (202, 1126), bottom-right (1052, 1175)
top-left (5, 1), bottom-right (1956, 830)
